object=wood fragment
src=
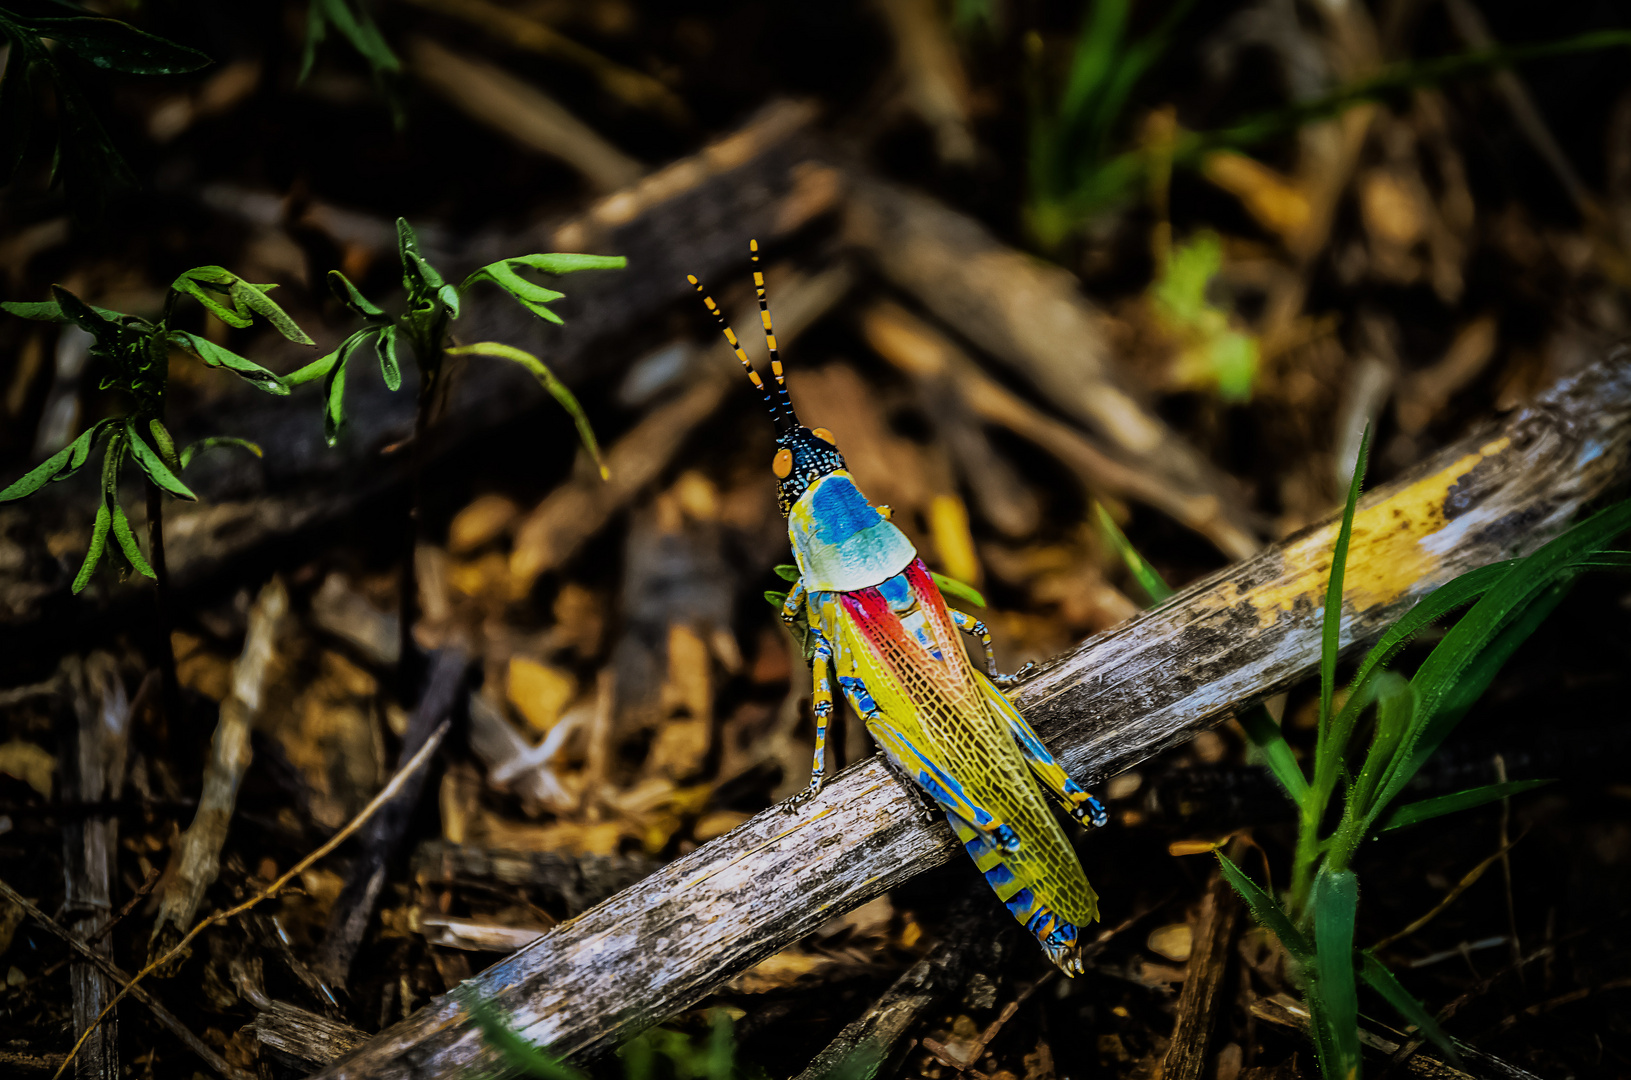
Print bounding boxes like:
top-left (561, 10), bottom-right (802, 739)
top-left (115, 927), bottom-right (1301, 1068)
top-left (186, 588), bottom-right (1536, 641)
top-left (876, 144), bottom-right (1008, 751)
top-left (408, 37), bottom-right (645, 193)
top-left (792, 887), bottom-right (1017, 1080)
top-left (844, 175), bottom-right (1261, 560)
top-left (317, 649), bottom-right (471, 989)
top-left (150, 579), bottom-right (289, 953)
top-left (307, 349), bottom-right (1631, 1080)
top-left (58, 653), bottom-right (130, 1080)
top-left (0, 876), bottom-right (250, 1080)
top-left (411, 842), bottom-right (658, 915)
top-left (1160, 845), bottom-right (1244, 1080)
top-left (873, 0), bottom-right (976, 164)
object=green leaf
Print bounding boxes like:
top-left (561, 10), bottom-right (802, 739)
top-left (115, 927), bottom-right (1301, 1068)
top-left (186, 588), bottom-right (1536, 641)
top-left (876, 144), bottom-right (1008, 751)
top-left (1314, 424), bottom-right (1372, 794)
top-left (503, 253), bottom-right (628, 276)
top-left (72, 498), bottom-right (111, 594)
top-left (773, 564), bottom-right (801, 583)
top-left (108, 498), bottom-right (153, 579)
top-left (0, 418), bottom-right (114, 501)
top-left (1348, 672), bottom-right (1413, 817)
top-left (20, 16), bottom-right (210, 75)
top-left (706, 1010), bottom-right (733, 1080)
top-left (283, 340), bottom-right (348, 387)
top-left (51, 284), bottom-right (121, 337)
top-left (1379, 779), bottom-right (1552, 833)
top-left (171, 271), bottom-right (251, 328)
top-left (180, 437), bottom-right (263, 470)
top-left (228, 278), bottom-right (315, 345)
top-left (146, 418), bottom-right (180, 472)
top-left (398, 218), bottom-right (446, 290)
top-left (125, 418), bottom-right (197, 500)
top-left (324, 344), bottom-right (350, 446)
top-left (167, 331), bottom-right (289, 395)
top-left (1215, 851), bottom-right (1310, 960)
top-left (300, 0), bottom-right (402, 84)
top-left (765, 590), bottom-right (789, 609)
top-left (1309, 867), bottom-right (1361, 1080)
top-left (932, 571), bottom-right (987, 609)
top-left (1236, 703), bottom-right (1309, 803)
top-left (0, 296), bottom-right (124, 323)
top-left (376, 324), bottom-right (402, 391)
top-left (445, 342), bottom-right (607, 479)
top-left (1093, 501), bottom-right (1172, 603)
top-left (1358, 950), bottom-right (1461, 1064)
top-left (328, 269), bottom-right (385, 319)
top-left (464, 262), bottom-right (567, 324)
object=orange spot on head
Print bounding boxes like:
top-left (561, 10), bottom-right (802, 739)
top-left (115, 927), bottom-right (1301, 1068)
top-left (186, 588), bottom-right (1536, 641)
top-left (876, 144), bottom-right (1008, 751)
top-left (773, 447), bottom-right (793, 478)
top-left (812, 427), bottom-right (836, 446)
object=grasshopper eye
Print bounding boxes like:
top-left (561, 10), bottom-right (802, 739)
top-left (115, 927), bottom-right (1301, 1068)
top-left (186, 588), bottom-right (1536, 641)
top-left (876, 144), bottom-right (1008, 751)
top-left (812, 427), bottom-right (836, 445)
top-left (773, 447), bottom-right (793, 478)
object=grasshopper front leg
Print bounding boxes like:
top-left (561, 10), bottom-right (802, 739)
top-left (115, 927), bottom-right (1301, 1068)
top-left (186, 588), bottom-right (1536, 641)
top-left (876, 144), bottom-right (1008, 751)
top-left (785, 631), bottom-right (835, 811)
top-left (948, 607), bottom-right (1036, 687)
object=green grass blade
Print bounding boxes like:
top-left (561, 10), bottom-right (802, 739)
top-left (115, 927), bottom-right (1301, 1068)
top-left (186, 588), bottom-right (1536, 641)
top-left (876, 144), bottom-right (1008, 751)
top-left (1310, 867), bottom-right (1361, 1080)
top-left (1215, 851), bottom-right (1311, 960)
top-left (1093, 502), bottom-right (1172, 603)
top-left (1359, 950), bottom-right (1460, 1064)
top-left (468, 998), bottom-right (585, 1080)
top-left (1236, 704), bottom-right (1309, 802)
top-left (1379, 779), bottom-right (1552, 833)
top-left (1058, 0), bottom-right (1128, 129)
top-left (446, 342), bottom-right (606, 479)
top-left (931, 571), bottom-right (986, 609)
top-left (707, 1010), bottom-right (734, 1080)
top-left (1314, 424), bottom-right (1372, 795)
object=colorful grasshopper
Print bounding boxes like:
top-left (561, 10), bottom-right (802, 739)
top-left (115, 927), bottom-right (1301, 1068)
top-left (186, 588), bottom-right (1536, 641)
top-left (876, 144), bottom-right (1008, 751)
top-left (688, 241), bottom-right (1108, 974)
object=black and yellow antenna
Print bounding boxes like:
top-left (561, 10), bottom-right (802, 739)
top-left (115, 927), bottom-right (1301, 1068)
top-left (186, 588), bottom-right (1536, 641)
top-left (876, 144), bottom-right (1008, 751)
top-left (749, 239), bottom-right (796, 423)
top-left (687, 241), bottom-right (794, 435)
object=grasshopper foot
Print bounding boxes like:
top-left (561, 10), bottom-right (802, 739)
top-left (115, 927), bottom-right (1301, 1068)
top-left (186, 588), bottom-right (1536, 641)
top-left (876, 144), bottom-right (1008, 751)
top-left (994, 661), bottom-right (1037, 689)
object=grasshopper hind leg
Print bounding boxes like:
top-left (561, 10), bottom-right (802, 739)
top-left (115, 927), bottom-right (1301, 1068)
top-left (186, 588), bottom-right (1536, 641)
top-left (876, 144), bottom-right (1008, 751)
top-left (976, 676), bottom-right (1109, 830)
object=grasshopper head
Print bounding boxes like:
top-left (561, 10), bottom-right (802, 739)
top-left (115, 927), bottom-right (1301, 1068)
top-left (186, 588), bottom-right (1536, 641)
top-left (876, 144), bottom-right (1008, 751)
top-left (771, 425), bottom-right (845, 517)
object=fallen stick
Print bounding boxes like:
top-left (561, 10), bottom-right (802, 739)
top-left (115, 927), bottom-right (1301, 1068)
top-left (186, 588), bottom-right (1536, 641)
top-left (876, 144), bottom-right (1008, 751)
top-left (314, 348), bottom-right (1631, 1079)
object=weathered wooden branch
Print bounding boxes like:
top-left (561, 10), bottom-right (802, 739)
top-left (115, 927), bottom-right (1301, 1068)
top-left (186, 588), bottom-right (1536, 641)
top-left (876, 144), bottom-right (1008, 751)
top-left (311, 349), bottom-right (1631, 1079)
top-left (1160, 845), bottom-right (1244, 1080)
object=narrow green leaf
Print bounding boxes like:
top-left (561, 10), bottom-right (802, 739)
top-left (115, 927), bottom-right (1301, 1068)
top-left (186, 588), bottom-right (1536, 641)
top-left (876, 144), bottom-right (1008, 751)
top-left (706, 1010), bottom-right (733, 1080)
top-left (1236, 704), bottom-right (1309, 802)
top-left (228, 278), bottom-right (315, 345)
top-left (324, 347), bottom-right (350, 446)
top-left (502, 253), bottom-right (628, 277)
top-left (172, 276), bottom-right (251, 328)
top-left (306, 0), bottom-right (402, 79)
top-left (180, 437), bottom-right (263, 470)
top-left (765, 590), bottom-right (789, 609)
top-left (20, 15), bottom-right (210, 75)
top-left (72, 499), bottom-right (111, 594)
top-left (328, 269), bottom-right (385, 318)
top-left (108, 499), bottom-right (154, 579)
top-left (932, 571), bottom-right (987, 609)
top-left (282, 340), bottom-right (348, 387)
top-left (376, 324), bottom-right (402, 391)
top-left (147, 418), bottom-right (180, 472)
top-left (1215, 851), bottom-right (1310, 960)
top-left (466, 262), bottom-right (567, 309)
top-left (397, 218), bottom-right (446, 289)
top-left (0, 297), bottom-right (124, 323)
top-left (51, 284), bottom-right (121, 337)
top-left (446, 342), bottom-right (606, 479)
top-left (1379, 779), bottom-right (1552, 833)
top-left (0, 419), bottom-right (112, 500)
top-left (1310, 868), bottom-right (1361, 1080)
top-left (1348, 672), bottom-right (1413, 818)
top-left (1359, 950), bottom-right (1461, 1064)
top-left (1093, 501), bottom-right (1172, 603)
top-left (125, 419), bottom-right (196, 501)
top-left (773, 564), bottom-right (801, 582)
top-left (167, 331), bottom-right (289, 395)
top-left (1314, 424), bottom-right (1372, 794)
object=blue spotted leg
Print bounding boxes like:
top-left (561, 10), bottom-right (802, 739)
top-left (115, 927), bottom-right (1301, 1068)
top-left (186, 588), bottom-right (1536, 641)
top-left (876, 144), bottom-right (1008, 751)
top-left (947, 608), bottom-right (1035, 687)
top-left (787, 631), bottom-right (836, 810)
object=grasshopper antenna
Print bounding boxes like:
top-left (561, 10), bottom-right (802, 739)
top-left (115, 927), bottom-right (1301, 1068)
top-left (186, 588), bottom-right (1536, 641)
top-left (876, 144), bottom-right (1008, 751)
top-left (749, 239), bottom-right (797, 425)
top-left (688, 255), bottom-right (794, 435)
